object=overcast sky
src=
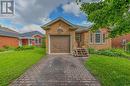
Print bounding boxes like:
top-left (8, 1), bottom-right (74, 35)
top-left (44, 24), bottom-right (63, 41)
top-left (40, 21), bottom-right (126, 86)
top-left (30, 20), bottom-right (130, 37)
top-left (0, 0), bottom-right (97, 34)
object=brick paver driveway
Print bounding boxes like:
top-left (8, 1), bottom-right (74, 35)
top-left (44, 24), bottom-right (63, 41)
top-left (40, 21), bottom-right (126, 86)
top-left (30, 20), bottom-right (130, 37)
top-left (10, 54), bottom-right (100, 86)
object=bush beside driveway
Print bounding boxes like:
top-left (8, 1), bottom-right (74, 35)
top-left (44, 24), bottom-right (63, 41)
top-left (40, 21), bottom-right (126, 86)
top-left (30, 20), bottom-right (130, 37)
top-left (88, 48), bottom-right (130, 59)
top-left (0, 47), bottom-right (46, 86)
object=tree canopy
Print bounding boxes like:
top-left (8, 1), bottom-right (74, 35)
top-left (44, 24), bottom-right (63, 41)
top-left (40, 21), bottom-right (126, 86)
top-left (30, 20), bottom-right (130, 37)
top-left (80, 0), bottom-right (130, 38)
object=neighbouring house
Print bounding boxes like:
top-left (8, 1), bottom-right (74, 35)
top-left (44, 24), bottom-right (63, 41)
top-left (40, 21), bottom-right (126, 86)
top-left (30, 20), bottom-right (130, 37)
top-left (112, 34), bottom-right (130, 50)
top-left (42, 17), bottom-right (112, 54)
top-left (19, 31), bottom-right (43, 46)
top-left (0, 26), bottom-right (19, 48)
top-left (0, 26), bottom-right (44, 48)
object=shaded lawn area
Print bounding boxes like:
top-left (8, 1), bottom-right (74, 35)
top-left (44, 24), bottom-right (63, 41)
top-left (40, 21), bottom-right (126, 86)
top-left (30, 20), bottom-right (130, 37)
top-left (85, 54), bottom-right (130, 86)
top-left (0, 48), bottom-right (46, 86)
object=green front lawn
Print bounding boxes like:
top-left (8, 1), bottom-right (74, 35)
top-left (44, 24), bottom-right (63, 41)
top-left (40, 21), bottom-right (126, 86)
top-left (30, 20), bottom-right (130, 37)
top-left (85, 54), bottom-right (130, 86)
top-left (0, 48), bottom-right (46, 86)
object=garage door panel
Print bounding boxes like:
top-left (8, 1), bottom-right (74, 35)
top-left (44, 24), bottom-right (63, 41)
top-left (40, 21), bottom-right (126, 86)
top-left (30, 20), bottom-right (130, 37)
top-left (50, 35), bottom-right (70, 53)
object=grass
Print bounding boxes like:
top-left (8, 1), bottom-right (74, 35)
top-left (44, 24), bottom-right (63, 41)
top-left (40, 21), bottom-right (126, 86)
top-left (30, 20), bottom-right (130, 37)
top-left (85, 54), bottom-right (130, 86)
top-left (0, 47), bottom-right (46, 86)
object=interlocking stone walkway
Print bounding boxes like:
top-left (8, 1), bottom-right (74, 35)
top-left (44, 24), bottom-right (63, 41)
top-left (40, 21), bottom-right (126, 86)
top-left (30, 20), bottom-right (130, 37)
top-left (10, 54), bottom-right (101, 86)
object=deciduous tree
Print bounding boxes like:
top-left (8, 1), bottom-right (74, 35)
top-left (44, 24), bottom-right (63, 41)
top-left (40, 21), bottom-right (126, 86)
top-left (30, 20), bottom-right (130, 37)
top-left (80, 0), bottom-right (130, 37)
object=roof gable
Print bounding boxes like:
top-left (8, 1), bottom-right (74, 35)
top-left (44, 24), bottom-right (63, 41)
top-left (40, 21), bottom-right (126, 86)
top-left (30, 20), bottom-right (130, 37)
top-left (41, 17), bottom-right (92, 32)
top-left (42, 17), bottom-right (77, 30)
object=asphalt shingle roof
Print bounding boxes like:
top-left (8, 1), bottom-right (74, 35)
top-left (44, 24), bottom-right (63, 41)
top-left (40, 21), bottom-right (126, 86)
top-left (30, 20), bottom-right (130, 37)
top-left (75, 25), bottom-right (92, 33)
top-left (0, 29), bottom-right (19, 38)
top-left (0, 26), bottom-right (18, 33)
top-left (0, 26), bottom-right (44, 38)
top-left (19, 31), bottom-right (44, 38)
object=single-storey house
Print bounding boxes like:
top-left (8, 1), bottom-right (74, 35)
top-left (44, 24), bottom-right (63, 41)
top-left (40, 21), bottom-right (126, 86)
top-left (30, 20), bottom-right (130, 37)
top-left (0, 26), bottom-right (44, 48)
top-left (0, 27), bottom-right (19, 48)
top-left (19, 31), bottom-right (43, 46)
top-left (112, 34), bottom-right (130, 49)
top-left (42, 17), bottom-right (111, 54)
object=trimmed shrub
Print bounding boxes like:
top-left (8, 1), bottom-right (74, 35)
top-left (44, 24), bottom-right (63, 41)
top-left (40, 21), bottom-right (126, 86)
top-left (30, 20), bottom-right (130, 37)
top-left (127, 42), bottom-right (130, 53)
top-left (3, 46), bottom-right (15, 50)
top-left (96, 49), bottom-right (121, 57)
top-left (0, 48), bottom-right (7, 52)
top-left (15, 46), bottom-right (35, 51)
top-left (41, 37), bottom-right (46, 48)
top-left (87, 48), bottom-right (95, 54)
top-left (95, 48), bottom-right (130, 58)
top-left (3, 46), bottom-right (9, 49)
top-left (0, 46), bottom-right (16, 52)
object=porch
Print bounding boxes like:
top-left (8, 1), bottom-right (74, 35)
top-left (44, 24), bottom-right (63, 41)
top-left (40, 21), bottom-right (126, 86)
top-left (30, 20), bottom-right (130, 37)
top-left (75, 33), bottom-right (86, 48)
top-left (19, 37), bottom-right (42, 46)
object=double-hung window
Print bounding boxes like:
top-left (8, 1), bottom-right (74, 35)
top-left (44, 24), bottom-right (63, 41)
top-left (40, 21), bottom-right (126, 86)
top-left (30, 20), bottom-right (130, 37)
top-left (35, 38), bottom-right (42, 45)
top-left (122, 39), bottom-right (127, 45)
top-left (35, 38), bottom-right (39, 45)
top-left (90, 33), bottom-right (93, 44)
top-left (95, 31), bottom-right (101, 44)
top-left (39, 39), bottom-right (42, 44)
top-left (102, 34), bottom-right (106, 43)
top-left (76, 34), bottom-right (81, 42)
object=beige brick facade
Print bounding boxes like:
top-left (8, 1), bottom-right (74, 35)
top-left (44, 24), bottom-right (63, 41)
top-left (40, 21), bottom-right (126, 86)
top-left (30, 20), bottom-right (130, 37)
top-left (42, 18), bottom-right (112, 54)
top-left (45, 20), bottom-right (76, 54)
top-left (83, 31), bottom-right (111, 50)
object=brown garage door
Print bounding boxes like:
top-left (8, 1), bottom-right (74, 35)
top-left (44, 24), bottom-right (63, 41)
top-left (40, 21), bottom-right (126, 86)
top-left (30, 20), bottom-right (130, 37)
top-left (50, 35), bottom-right (70, 53)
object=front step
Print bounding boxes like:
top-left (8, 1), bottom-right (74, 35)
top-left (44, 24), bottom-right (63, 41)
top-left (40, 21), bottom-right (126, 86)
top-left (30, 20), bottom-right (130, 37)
top-left (72, 48), bottom-right (89, 57)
